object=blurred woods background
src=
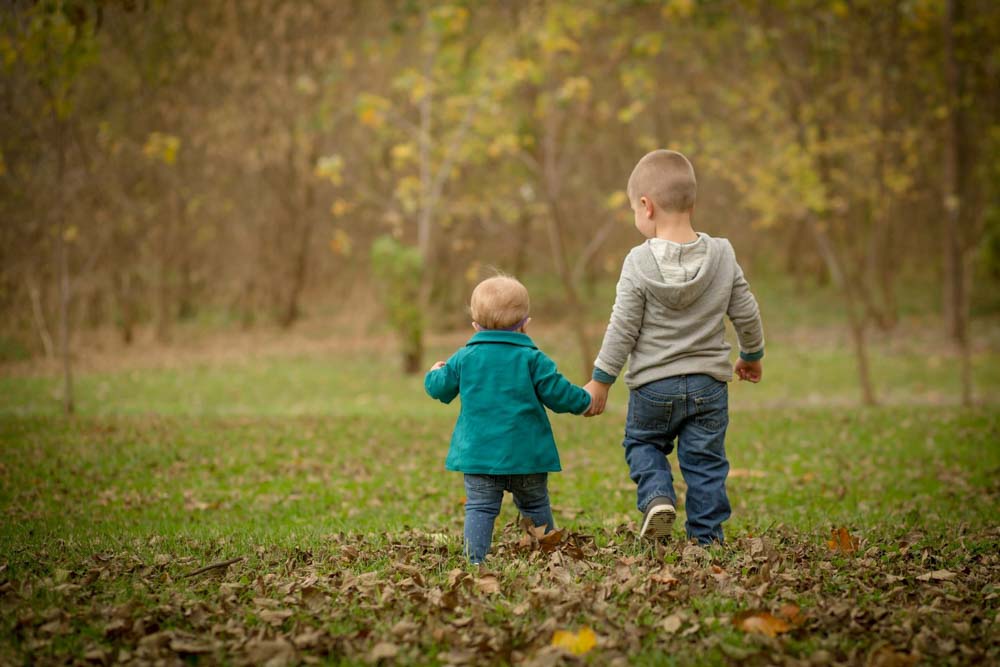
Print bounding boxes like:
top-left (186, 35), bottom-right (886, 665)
top-left (1, 0), bottom-right (998, 413)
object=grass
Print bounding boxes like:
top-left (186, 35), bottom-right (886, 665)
top-left (1, 280), bottom-right (999, 664)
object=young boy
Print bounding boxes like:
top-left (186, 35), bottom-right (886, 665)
top-left (425, 275), bottom-right (593, 564)
top-left (584, 149), bottom-right (764, 545)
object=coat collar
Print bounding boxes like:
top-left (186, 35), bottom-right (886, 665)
top-left (466, 330), bottom-right (538, 348)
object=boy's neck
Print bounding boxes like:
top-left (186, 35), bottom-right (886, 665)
top-left (652, 210), bottom-right (697, 243)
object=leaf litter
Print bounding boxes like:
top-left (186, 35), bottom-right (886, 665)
top-left (1, 521), bottom-right (998, 665)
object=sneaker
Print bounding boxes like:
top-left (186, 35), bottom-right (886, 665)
top-left (640, 497), bottom-right (676, 539)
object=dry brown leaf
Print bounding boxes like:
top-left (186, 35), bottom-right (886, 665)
top-left (291, 628), bottom-right (324, 649)
top-left (258, 608), bottom-right (293, 625)
top-left (827, 527), bottom-right (859, 554)
top-left (778, 602), bottom-right (804, 626)
top-left (169, 637), bottom-right (216, 654)
top-left (368, 641), bottom-right (399, 661)
top-left (661, 614), bottom-right (683, 634)
top-left (733, 610), bottom-right (792, 637)
top-left (729, 468), bottom-right (767, 478)
top-left (650, 566), bottom-right (679, 586)
top-left (474, 574), bottom-right (500, 595)
top-left (867, 643), bottom-right (919, 667)
top-left (244, 638), bottom-right (297, 667)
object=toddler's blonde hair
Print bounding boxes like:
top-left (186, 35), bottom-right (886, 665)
top-left (627, 149), bottom-right (697, 213)
top-left (470, 274), bottom-right (530, 330)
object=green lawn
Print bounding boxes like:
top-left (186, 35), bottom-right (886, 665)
top-left (1, 311), bottom-right (999, 664)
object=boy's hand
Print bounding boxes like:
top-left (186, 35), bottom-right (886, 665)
top-left (735, 359), bottom-right (762, 383)
top-left (429, 361), bottom-right (446, 371)
top-left (583, 380), bottom-right (611, 416)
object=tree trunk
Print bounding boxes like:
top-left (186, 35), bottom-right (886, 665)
top-left (27, 277), bottom-right (55, 358)
top-left (943, 0), bottom-right (972, 406)
top-left (280, 152), bottom-right (317, 329)
top-left (53, 120), bottom-right (75, 415)
top-left (512, 210), bottom-right (532, 277)
top-left (113, 271), bottom-right (136, 345)
top-left (544, 197), bottom-right (593, 375)
top-left (155, 193), bottom-right (175, 343)
top-left (59, 230), bottom-right (74, 414)
top-left (808, 217), bottom-right (877, 406)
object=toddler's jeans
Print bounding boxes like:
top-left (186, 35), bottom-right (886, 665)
top-left (463, 473), bottom-right (553, 563)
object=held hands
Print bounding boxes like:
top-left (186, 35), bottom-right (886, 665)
top-left (429, 361), bottom-right (446, 371)
top-left (735, 359), bottom-right (763, 383)
top-left (583, 379), bottom-right (611, 417)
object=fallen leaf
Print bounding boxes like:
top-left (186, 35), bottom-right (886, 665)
top-left (661, 614), bottom-right (683, 634)
top-left (292, 628), bottom-right (324, 649)
top-left (867, 642), bottom-right (919, 667)
top-left (682, 545), bottom-right (710, 562)
top-left (733, 610), bottom-right (792, 637)
top-left (258, 608), bottom-right (294, 625)
top-left (778, 602), bottom-right (799, 617)
top-left (729, 468), bottom-right (767, 478)
top-left (651, 566), bottom-right (679, 586)
top-left (369, 641), bottom-right (399, 661)
top-left (827, 527), bottom-right (859, 554)
top-left (778, 602), bottom-right (804, 625)
top-left (551, 626), bottom-right (597, 655)
top-left (474, 574), bottom-right (500, 595)
top-left (169, 637), bottom-right (216, 654)
top-left (244, 638), bottom-right (297, 667)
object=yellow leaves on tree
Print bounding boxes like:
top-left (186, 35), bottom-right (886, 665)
top-left (551, 626), bottom-right (597, 655)
top-left (355, 94), bottom-right (390, 130)
top-left (556, 76), bottom-right (591, 104)
top-left (827, 527), bottom-right (859, 554)
top-left (329, 229), bottom-right (351, 257)
top-left (314, 155), bottom-right (344, 186)
top-left (142, 132), bottom-right (180, 166)
top-left (428, 5), bottom-right (469, 36)
top-left (390, 143), bottom-right (415, 167)
top-left (330, 199), bottom-right (354, 218)
top-left (662, 0), bottom-right (695, 20)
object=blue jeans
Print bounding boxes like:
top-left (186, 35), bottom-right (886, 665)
top-left (463, 473), bottom-right (554, 563)
top-left (624, 374), bottom-right (731, 544)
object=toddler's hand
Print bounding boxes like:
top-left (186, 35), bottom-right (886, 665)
top-left (735, 359), bottom-right (762, 383)
top-left (429, 361), bottom-right (446, 371)
top-left (583, 379), bottom-right (611, 416)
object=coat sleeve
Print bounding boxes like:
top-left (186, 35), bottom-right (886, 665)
top-left (593, 254), bottom-right (645, 380)
top-left (726, 259), bottom-right (765, 360)
top-left (531, 351), bottom-right (592, 415)
top-left (424, 351), bottom-right (462, 404)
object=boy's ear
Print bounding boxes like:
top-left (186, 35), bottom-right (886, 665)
top-left (640, 196), bottom-right (655, 219)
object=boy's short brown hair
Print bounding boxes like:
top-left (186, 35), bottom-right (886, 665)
top-left (627, 149), bottom-right (697, 213)
top-left (470, 275), bottom-right (530, 330)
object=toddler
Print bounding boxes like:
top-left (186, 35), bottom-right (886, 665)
top-left (425, 275), bottom-right (593, 563)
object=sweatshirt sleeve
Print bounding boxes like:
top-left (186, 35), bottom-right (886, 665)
top-left (727, 260), bottom-right (765, 361)
top-left (593, 254), bottom-right (645, 382)
top-left (532, 351), bottom-right (591, 415)
top-left (424, 351), bottom-right (462, 404)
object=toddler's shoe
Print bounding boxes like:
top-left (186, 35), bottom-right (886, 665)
top-left (640, 497), bottom-right (676, 539)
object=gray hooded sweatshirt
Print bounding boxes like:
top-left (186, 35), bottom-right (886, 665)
top-left (594, 233), bottom-right (764, 388)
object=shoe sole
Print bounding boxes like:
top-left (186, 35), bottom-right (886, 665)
top-left (640, 504), bottom-right (676, 539)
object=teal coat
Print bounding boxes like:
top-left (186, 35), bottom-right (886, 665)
top-left (424, 331), bottom-right (591, 474)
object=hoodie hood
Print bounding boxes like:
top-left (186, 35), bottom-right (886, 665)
top-left (630, 233), bottom-right (725, 310)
